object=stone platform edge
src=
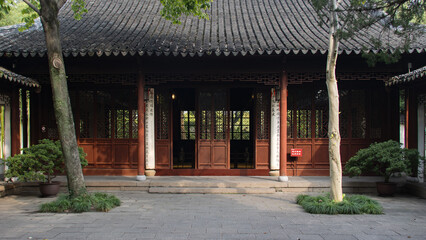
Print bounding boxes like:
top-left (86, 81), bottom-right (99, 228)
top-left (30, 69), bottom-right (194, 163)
top-left (1, 179), bottom-right (383, 196)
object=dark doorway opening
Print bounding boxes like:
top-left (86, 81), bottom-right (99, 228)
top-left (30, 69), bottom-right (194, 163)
top-left (230, 88), bottom-right (255, 169)
top-left (172, 88), bottom-right (196, 169)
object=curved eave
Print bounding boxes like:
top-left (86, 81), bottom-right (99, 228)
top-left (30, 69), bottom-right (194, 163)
top-left (0, 66), bottom-right (40, 88)
top-left (386, 66), bottom-right (426, 86)
top-left (1, 48), bottom-right (425, 58)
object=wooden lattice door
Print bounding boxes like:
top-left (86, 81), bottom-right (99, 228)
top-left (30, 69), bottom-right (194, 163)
top-left (198, 89), bottom-right (229, 169)
top-left (155, 90), bottom-right (171, 169)
top-left (254, 90), bottom-right (270, 169)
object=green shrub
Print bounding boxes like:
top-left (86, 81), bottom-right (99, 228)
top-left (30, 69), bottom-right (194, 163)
top-left (296, 194), bottom-right (383, 215)
top-left (2, 139), bottom-right (88, 183)
top-left (344, 140), bottom-right (421, 182)
top-left (40, 192), bottom-right (121, 213)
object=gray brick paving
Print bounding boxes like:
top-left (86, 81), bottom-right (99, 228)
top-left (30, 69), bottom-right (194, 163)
top-left (0, 192), bottom-right (425, 240)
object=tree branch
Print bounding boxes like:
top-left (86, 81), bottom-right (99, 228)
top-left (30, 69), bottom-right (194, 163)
top-left (22, 0), bottom-right (40, 15)
top-left (56, 0), bottom-right (67, 9)
top-left (338, 0), bottom-right (408, 13)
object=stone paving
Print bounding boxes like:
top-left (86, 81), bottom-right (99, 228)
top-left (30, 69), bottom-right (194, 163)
top-left (0, 192), bottom-right (425, 240)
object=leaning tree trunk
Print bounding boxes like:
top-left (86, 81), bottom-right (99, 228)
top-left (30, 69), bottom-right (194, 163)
top-left (326, 0), bottom-right (343, 202)
top-left (39, 0), bottom-right (86, 197)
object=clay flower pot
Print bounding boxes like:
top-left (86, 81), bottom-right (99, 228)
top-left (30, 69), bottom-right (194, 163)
top-left (376, 182), bottom-right (397, 197)
top-left (39, 181), bottom-right (61, 197)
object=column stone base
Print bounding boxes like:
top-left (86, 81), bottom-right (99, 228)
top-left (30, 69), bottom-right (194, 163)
top-left (136, 175), bottom-right (147, 181)
top-left (278, 176), bottom-right (289, 182)
top-left (145, 170), bottom-right (156, 177)
top-left (269, 170), bottom-right (279, 176)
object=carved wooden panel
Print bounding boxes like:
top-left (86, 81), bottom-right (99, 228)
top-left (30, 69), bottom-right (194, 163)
top-left (198, 144), bottom-right (211, 169)
top-left (155, 140), bottom-right (171, 169)
top-left (255, 141), bottom-right (269, 169)
top-left (213, 144), bottom-right (227, 169)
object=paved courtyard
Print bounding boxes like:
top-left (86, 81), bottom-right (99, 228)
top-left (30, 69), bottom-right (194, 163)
top-left (0, 192), bottom-right (425, 240)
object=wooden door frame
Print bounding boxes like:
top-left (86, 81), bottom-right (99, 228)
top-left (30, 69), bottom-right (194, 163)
top-left (197, 88), bottom-right (230, 169)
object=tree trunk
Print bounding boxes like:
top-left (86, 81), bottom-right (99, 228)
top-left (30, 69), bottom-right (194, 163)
top-left (39, 0), bottom-right (86, 197)
top-left (327, 0), bottom-right (343, 202)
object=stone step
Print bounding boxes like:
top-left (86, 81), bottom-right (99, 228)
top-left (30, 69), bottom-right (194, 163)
top-left (149, 187), bottom-right (276, 194)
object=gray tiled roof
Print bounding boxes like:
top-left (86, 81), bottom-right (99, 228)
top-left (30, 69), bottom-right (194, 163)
top-left (0, 0), bottom-right (425, 58)
top-left (0, 66), bottom-right (40, 87)
top-left (386, 66), bottom-right (426, 86)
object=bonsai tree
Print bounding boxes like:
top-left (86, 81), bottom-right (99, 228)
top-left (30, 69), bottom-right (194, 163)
top-left (403, 148), bottom-right (424, 179)
top-left (2, 139), bottom-right (87, 183)
top-left (344, 140), bottom-right (419, 182)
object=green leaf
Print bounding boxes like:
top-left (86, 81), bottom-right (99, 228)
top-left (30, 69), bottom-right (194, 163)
top-left (160, 0), bottom-right (212, 24)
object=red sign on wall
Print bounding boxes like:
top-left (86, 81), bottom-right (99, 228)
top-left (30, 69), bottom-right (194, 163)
top-left (291, 148), bottom-right (303, 157)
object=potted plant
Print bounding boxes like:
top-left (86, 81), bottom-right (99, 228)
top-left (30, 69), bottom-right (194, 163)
top-left (2, 139), bottom-right (87, 197)
top-left (344, 140), bottom-right (419, 196)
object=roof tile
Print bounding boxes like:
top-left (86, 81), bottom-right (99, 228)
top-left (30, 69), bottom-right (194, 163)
top-left (0, 0), bottom-right (424, 57)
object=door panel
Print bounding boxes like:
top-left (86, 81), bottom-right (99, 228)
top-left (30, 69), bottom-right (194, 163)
top-left (156, 140), bottom-right (171, 169)
top-left (197, 89), bottom-right (229, 169)
top-left (198, 144), bottom-right (211, 169)
top-left (155, 90), bottom-right (171, 169)
top-left (213, 144), bottom-right (227, 168)
top-left (255, 90), bottom-right (270, 169)
top-left (255, 141), bottom-right (269, 169)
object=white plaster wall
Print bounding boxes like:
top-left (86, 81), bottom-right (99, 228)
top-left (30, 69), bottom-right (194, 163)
top-left (270, 88), bottom-right (280, 170)
top-left (145, 88), bottom-right (155, 170)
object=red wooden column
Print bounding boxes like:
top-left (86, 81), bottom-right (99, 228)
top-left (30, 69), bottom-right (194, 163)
top-left (407, 87), bottom-right (418, 149)
top-left (11, 88), bottom-right (20, 156)
top-left (279, 72), bottom-right (288, 182)
top-left (136, 71), bottom-right (146, 181)
top-left (21, 90), bottom-right (28, 148)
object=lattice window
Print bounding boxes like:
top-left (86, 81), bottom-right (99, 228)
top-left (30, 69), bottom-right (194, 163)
top-left (199, 91), bottom-right (212, 140)
top-left (145, 73), bottom-right (281, 86)
top-left (255, 91), bottom-right (270, 140)
top-left (214, 91), bottom-right (227, 140)
top-left (339, 90), bottom-right (350, 138)
top-left (287, 110), bottom-right (293, 138)
top-left (315, 89), bottom-right (328, 138)
top-left (79, 91), bottom-right (94, 138)
top-left (156, 91), bottom-right (169, 139)
top-left (215, 111), bottom-right (227, 140)
top-left (200, 110), bottom-right (211, 139)
top-left (294, 89), bottom-right (312, 138)
top-left (115, 109), bottom-right (130, 138)
top-left (181, 110), bottom-right (196, 140)
top-left (96, 91), bottom-right (112, 138)
top-left (370, 90), bottom-right (383, 139)
top-left (351, 90), bottom-right (366, 139)
top-left (231, 111), bottom-right (250, 140)
top-left (131, 110), bottom-right (138, 139)
top-left (297, 110), bottom-right (311, 138)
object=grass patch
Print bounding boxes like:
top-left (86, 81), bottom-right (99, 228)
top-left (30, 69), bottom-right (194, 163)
top-left (296, 194), bottom-right (383, 215)
top-left (40, 192), bottom-right (120, 213)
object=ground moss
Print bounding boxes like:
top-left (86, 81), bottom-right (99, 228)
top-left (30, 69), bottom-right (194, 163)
top-left (296, 194), bottom-right (383, 215)
top-left (40, 192), bottom-right (120, 213)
